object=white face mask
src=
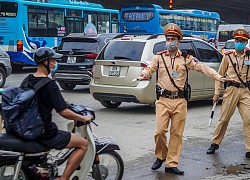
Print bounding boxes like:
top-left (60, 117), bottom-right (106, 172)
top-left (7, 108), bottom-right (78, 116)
top-left (165, 41), bottom-right (178, 51)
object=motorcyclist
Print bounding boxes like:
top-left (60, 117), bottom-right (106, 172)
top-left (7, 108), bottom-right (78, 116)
top-left (27, 47), bottom-right (92, 180)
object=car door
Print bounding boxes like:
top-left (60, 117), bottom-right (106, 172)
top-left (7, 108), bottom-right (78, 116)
top-left (192, 40), bottom-right (222, 98)
top-left (179, 40), bottom-right (206, 100)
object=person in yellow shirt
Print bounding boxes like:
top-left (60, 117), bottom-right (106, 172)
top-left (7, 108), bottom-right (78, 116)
top-left (139, 23), bottom-right (230, 175)
top-left (207, 29), bottom-right (250, 158)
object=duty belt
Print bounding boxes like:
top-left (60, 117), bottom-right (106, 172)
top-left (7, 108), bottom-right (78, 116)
top-left (161, 90), bottom-right (185, 99)
top-left (227, 82), bottom-right (246, 88)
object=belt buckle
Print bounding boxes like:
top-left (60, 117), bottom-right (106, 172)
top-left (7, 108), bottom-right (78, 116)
top-left (172, 91), bottom-right (178, 96)
top-left (169, 94), bottom-right (174, 99)
top-left (169, 91), bottom-right (178, 99)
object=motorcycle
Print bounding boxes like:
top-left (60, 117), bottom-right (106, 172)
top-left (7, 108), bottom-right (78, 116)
top-left (0, 103), bottom-right (124, 180)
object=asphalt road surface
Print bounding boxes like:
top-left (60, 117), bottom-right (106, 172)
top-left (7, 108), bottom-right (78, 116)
top-left (5, 68), bottom-right (250, 179)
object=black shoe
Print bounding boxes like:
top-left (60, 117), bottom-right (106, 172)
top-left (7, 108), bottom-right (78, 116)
top-left (207, 143), bottom-right (219, 154)
top-left (165, 167), bottom-right (184, 175)
top-left (151, 158), bottom-right (166, 170)
top-left (246, 152), bottom-right (250, 158)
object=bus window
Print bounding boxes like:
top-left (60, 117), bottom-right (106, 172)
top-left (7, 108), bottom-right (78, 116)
top-left (179, 15), bottom-right (185, 30)
top-left (0, 2), bottom-right (17, 17)
top-left (159, 14), bottom-right (166, 29)
top-left (173, 15), bottom-right (180, 26)
top-left (28, 8), bottom-right (48, 36)
top-left (84, 12), bottom-right (98, 32)
top-left (29, 10), bottom-right (47, 29)
top-left (207, 19), bottom-right (213, 31)
top-left (193, 17), bottom-right (198, 31)
top-left (111, 13), bottom-right (118, 33)
top-left (97, 13), bottom-right (109, 33)
top-left (48, 10), bottom-right (64, 29)
top-left (65, 17), bottom-right (82, 34)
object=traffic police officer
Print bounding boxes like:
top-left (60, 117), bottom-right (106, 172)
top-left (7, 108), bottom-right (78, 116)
top-left (140, 23), bottom-right (230, 175)
top-left (207, 29), bottom-right (250, 158)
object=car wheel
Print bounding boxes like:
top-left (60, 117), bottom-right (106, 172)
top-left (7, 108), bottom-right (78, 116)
top-left (59, 82), bottom-right (76, 90)
top-left (100, 101), bottom-right (122, 108)
top-left (0, 67), bottom-right (6, 88)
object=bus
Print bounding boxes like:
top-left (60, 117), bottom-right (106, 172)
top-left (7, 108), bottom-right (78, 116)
top-left (216, 24), bottom-right (250, 51)
top-left (119, 4), bottom-right (220, 41)
top-left (0, 0), bottom-right (119, 70)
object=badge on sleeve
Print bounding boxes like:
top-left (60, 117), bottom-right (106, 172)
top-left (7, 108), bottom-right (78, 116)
top-left (194, 59), bottom-right (200, 62)
top-left (244, 60), bottom-right (250, 65)
top-left (172, 71), bottom-right (179, 78)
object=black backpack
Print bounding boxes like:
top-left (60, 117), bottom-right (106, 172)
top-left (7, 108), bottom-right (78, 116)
top-left (2, 77), bottom-right (51, 140)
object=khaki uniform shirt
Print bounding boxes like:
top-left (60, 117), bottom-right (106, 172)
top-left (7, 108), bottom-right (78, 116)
top-left (215, 50), bottom-right (250, 95)
top-left (143, 50), bottom-right (222, 92)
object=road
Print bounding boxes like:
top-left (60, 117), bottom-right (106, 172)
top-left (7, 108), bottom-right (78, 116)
top-left (5, 68), bottom-right (250, 179)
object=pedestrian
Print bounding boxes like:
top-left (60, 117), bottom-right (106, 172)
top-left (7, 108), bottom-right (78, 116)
top-left (139, 23), bottom-right (230, 175)
top-left (24, 47), bottom-right (92, 180)
top-left (207, 29), bottom-right (250, 158)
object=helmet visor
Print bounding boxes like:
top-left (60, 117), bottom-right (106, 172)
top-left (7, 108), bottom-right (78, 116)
top-left (51, 52), bottom-right (63, 59)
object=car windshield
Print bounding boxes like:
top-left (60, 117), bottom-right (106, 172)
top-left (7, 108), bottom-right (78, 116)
top-left (59, 40), bottom-right (99, 52)
top-left (225, 41), bottom-right (235, 49)
top-left (97, 41), bottom-right (145, 61)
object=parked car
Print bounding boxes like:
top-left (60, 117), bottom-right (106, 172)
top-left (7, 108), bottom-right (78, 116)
top-left (53, 33), bottom-right (122, 90)
top-left (0, 47), bottom-right (12, 87)
top-left (89, 35), bottom-right (223, 108)
top-left (221, 39), bottom-right (250, 54)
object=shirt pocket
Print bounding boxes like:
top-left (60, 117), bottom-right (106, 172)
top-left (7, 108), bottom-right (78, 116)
top-left (159, 61), bottom-right (168, 73)
top-left (176, 65), bottom-right (187, 78)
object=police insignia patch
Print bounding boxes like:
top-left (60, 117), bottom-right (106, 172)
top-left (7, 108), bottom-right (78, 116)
top-left (194, 59), bottom-right (199, 62)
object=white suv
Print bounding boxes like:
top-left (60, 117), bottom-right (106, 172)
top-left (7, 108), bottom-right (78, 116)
top-left (89, 35), bottom-right (223, 108)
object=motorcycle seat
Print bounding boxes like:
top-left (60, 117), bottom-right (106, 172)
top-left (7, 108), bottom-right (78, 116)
top-left (0, 133), bottom-right (50, 153)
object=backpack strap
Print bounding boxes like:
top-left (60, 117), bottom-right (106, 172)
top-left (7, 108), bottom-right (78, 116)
top-left (20, 75), bottom-right (52, 92)
top-left (33, 78), bottom-right (52, 92)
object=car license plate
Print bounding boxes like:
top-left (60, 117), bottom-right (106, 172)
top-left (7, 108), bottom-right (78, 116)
top-left (109, 66), bottom-right (121, 76)
top-left (67, 57), bottom-right (76, 64)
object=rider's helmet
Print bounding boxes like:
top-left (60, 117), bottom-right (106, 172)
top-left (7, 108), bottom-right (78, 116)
top-left (33, 47), bottom-right (62, 64)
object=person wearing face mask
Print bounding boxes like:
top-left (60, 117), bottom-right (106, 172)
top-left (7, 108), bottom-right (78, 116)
top-left (207, 29), bottom-right (250, 158)
top-left (138, 23), bottom-right (231, 175)
top-left (20, 47), bottom-right (92, 180)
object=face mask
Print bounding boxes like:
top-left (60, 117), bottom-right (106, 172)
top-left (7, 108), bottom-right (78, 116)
top-left (165, 41), bottom-right (178, 51)
top-left (50, 62), bottom-right (58, 73)
top-left (235, 42), bottom-right (246, 51)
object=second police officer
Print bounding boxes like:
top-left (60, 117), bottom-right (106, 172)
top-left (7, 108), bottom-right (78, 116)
top-left (139, 23), bottom-right (231, 175)
top-left (207, 29), bottom-right (250, 157)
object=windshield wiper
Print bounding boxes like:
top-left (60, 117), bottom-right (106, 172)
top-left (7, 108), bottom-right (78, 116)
top-left (113, 56), bottom-right (131, 60)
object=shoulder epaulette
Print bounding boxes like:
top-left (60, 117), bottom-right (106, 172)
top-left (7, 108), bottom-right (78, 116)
top-left (186, 54), bottom-right (191, 59)
top-left (157, 50), bottom-right (167, 55)
top-left (224, 51), bottom-right (233, 55)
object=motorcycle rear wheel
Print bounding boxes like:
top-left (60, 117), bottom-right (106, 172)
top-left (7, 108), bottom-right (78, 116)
top-left (0, 161), bottom-right (29, 180)
top-left (89, 150), bottom-right (124, 180)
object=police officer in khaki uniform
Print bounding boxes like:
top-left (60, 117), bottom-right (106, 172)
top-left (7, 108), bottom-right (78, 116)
top-left (207, 29), bottom-right (250, 157)
top-left (139, 23), bottom-right (230, 175)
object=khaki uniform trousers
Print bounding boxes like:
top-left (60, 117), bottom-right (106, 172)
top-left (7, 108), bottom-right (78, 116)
top-left (212, 86), bottom-right (250, 151)
top-left (154, 96), bottom-right (187, 167)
